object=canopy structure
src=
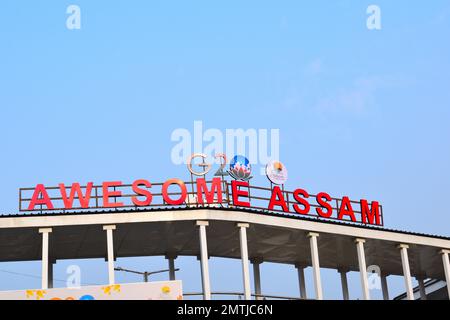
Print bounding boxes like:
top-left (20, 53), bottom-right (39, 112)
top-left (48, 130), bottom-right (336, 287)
top-left (0, 207), bottom-right (449, 300)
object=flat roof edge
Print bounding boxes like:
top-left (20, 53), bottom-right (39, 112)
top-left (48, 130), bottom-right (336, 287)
top-left (0, 207), bottom-right (448, 241)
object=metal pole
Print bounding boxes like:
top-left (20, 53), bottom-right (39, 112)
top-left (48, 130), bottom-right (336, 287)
top-left (381, 274), bottom-right (389, 300)
top-left (197, 221), bottom-right (211, 300)
top-left (238, 223), bottom-right (251, 300)
top-left (355, 238), bottom-right (370, 300)
top-left (296, 264), bottom-right (307, 299)
top-left (307, 232), bottom-right (323, 300)
top-left (440, 250), bottom-right (450, 300)
top-left (168, 257), bottom-right (176, 281)
top-left (115, 267), bottom-right (179, 282)
top-left (252, 259), bottom-right (262, 300)
top-left (48, 261), bottom-right (54, 289)
top-left (338, 268), bottom-right (350, 300)
top-left (103, 225), bottom-right (116, 285)
top-left (39, 228), bottom-right (52, 290)
top-left (417, 278), bottom-right (427, 300)
top-left (398, 244), bottom-right (414, 300)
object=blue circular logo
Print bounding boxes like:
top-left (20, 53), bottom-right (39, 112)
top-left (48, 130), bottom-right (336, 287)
top-left (229, 155), bottom-right (252, 181)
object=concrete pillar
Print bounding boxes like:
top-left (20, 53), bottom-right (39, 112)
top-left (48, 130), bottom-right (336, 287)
top-left (398, 244), bottom-right (414, 300)
top-left (355, 238), bottom-right (370, 300)
top-left (440, 249), bottom-right (450, 300)
top-left (39, 228), bottom-right (52, 290)
top-left (197, 221), bottom-right (211, 300)
top-left (381, 273), bottom-right (389, 300)
top-left (103, 225), bottom-right (116, 285)
top-left (237, 223), bottom-right (251, 300)
top-left (307, 232), bottom-right (323, 300)
top-left (251, 258), bottom-right (263, 300)
top-left (296, 264), bottom-right (307, 299)
top-left (338, 268), bottom-right (350, 300)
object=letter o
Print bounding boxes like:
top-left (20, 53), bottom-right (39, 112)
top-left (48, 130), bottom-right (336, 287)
top-left (162, 179), bottom-right (187, 205)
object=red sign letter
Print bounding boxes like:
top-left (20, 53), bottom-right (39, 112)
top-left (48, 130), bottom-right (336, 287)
top-left (132, 179), bottom-right (152, 206)
top-left (338, 196), bottom-right (356, 222)
top-left (231, 180), bottom-right (250, 207)
top-left (268, 186), bottom-right (289, 212)
top-left (360, 199), bottom-right (381, 225)
top-left (197, 178), bottom-right (223, 205)
top-left (59, 182), bottom-right (93, 209)
top-left (293, 188), bottom-right (310, 215)
top-left (162, 179), bottom-right (187, 205)
top-left (103, 181), bottom-right (124, 208)
top-left (28, 184), bottom-right (54, 210)
top-left (316, 192), bottom-right (332, 218)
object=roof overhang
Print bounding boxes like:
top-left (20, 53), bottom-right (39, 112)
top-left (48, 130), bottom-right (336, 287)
top-left (0, 208), bottom-right (449, 280)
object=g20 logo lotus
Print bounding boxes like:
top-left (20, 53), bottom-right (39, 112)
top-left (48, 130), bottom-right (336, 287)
top-left (228, 155), bottom-right (253, 181)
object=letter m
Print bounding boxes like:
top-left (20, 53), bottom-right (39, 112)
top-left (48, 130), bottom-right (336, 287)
top-left (360, 200), bottom-right (381, 225)
top-left (197, 178), bottom-right (223, 205)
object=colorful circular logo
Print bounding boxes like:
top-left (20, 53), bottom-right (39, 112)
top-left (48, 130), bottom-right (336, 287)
top-left (266, 160), bottom-right (288, 185)
top-left (229, 155), bottom-right (252, 181)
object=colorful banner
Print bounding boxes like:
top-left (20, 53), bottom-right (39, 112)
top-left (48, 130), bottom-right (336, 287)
top-left (0, 281), bottom-right (183, 300)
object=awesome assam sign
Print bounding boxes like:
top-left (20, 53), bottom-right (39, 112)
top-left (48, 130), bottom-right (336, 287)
top-left (19, 177), bottom-right (383, 226)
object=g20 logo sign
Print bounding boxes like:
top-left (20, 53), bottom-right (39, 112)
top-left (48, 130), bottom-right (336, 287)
top-left (187, 153), bottom-right (255, 182)
top-left (187, 153), bottom-right (228, 177)
top-left (187, 153), bottom-right (275, 183)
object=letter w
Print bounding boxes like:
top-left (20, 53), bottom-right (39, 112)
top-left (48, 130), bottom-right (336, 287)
top-left (59, 183), bottom-right (93, 209)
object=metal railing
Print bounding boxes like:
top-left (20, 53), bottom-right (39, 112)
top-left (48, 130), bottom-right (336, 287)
top-left (19, 179), bottom-right (383, 226)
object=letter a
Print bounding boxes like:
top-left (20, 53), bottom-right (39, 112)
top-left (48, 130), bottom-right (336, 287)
top-left (366, 5), bottom-right (381, 30)
top-left (66, 5), bottom-right (81, 30)
top-left (28, 184), bottom-right (54, 210)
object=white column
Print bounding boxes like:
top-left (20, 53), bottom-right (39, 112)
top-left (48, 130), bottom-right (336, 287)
top-left (398, 244), bottom-right (414, 300)
top-left (252, 259), bottom-right (263, 300)
top-left (296, 264), bottom-right (307, 299)
top-left (103, 225), bottom-right (116, 285)
top-left (308, 232), bottom-right (323, 300)
top-left (355, 238), bottom-right (370, 300)
top-left (381, 274), bottom-right (389, 300)
top-left (197, 221), bottom-right (211, 300)
top-left (417, 277), bottom-right (427, 300)
top-left (237, 223), bottom-right (251, 300)
top-left (166, 255), bottom-right (177, 281)
top-left (338, 268), bottom-right (350, 300)
top-left (39, 228), bottom-right (52, 290)
top-left (440, 249), bottom-right (450, 300)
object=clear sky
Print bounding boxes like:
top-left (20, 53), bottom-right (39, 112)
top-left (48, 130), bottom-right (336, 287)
top-left (0, 1), bottom-right (449, 299)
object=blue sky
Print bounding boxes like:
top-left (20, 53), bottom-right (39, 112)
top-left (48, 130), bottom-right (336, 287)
top-left (0, 1), bottom-right (449, 299)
